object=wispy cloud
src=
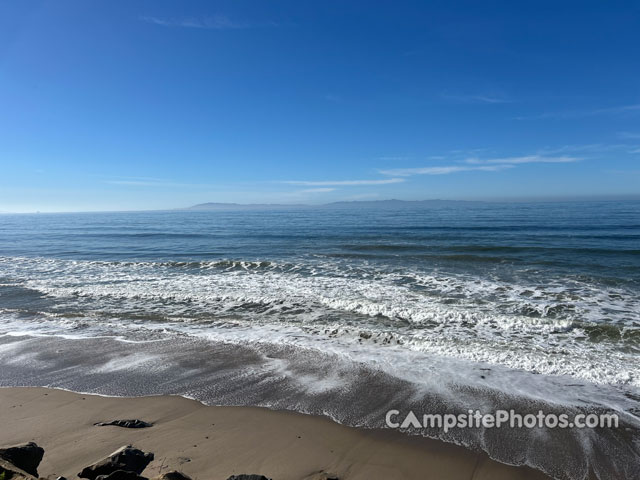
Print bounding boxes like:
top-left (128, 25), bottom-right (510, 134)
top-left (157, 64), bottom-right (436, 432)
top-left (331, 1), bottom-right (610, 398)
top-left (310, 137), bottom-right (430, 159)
top-left (297, 188), bottom-right (335, 193)
top-left (618, 132), bottom-right (640, 140)
top-left (538, 144), bottom-right (612, 154)
top-left (324, 93), bottom-right (342, 103)
top-left (517, 103), bottom-right (640, 120)
top-left (379, 165), bottom-right (513, 176)
top-left (464, 155), bottom-right (580, 165)
top-left (441, 92), bottom-right (511, 104)
top-left (587, 104), bottom-right (640, 115)
top-left (606, 169), bottom-right (640, 175)
top-left (140, 15), bottom-right (254, 30)
top-left (283, 178), bottom-right (405, 186)
top-left (376, 155), bottom-right (413, 161)
top-left (379, 155), bottom-right (579, 177)
top-left (105, 178), bottom-right (208, 188)
top-left (538, 143), bottom-right (640, 155)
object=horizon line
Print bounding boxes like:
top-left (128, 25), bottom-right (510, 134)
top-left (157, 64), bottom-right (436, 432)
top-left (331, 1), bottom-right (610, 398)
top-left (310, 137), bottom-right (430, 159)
top-left (1, 194), bottom-right (640, 215)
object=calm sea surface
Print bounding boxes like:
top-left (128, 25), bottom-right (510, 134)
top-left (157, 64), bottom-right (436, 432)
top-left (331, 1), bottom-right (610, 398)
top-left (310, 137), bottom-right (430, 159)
top-left (1, 201), bottom-right (639, 479)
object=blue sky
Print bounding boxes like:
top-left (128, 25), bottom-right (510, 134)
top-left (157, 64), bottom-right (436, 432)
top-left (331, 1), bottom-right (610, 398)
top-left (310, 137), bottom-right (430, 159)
top-left (1, 0), bottom-right (639, 212)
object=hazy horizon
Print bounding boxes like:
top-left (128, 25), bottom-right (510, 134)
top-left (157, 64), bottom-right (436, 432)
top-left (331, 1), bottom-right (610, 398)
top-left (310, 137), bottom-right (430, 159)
top-left (1, 194), bottom-right (640, 214)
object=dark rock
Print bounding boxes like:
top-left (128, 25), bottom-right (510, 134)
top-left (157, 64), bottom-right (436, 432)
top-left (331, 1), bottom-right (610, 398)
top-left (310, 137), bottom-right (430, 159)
top-left (94, 420), bottom-right (153, 429)
top-left (303, 472), bottom-right (339, 480)
top-left (94, 470), bottom-right (148, 480)
top-left (226, 476), bottom-right (271, 480)
top-left (0, 457), bottom-right (37, 480)
top-left (78, 446), bottom-right (154, 480)
top-left (0, 442), bottom-right (44, 477)
top-left (319, 475), bottom-right (338, 480)
top-left (151, 472), bottom-right (192, 480)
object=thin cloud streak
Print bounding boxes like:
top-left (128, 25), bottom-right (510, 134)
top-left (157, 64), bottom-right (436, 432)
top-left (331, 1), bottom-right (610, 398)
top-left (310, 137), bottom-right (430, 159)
top-left (517, 104), bottom-right (640, 120)
top-left (379, 155), bottom-right (579, 177)
top-left (106, 180), bottom-right (208, 188)
top-left (538, 144), bottom-right (613, 154)
top-left (441, 93), bottom-right (512, 104)
top-left (140, 15), bottom-right (251, 30)
top-left (377, 156), bottom-right (412, 161)
top-left (465, 155), bottom-right (580, 165)
top-left (283, 178), bottom-right (405, 186)
top-left (618, 132), bottom-right (640, 139)
top-left (298, 188), bottom-right (336, 193)
top-left (379, 165), bottom-right (513, 176)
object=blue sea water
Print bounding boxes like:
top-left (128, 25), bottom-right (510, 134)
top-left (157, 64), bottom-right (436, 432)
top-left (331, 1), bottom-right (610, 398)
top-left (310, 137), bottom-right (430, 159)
top-left (0, 200), bottom-right (639, 479)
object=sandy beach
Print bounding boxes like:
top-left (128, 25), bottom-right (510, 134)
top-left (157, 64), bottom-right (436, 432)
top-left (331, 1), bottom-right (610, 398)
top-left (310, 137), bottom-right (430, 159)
top-left (0, 387), bottom-right (552, 480)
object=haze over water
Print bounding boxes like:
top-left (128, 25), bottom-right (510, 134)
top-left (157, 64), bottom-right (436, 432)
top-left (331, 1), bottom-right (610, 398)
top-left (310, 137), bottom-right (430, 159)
top-left (0, 200), bottom-right (639, 479)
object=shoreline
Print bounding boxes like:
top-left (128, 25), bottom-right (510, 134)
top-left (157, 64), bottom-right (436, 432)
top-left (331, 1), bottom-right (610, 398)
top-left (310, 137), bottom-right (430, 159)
top-left (1, 332), bottom-right (634, 479)
top-left (0, 386), bottom-right (551, 480)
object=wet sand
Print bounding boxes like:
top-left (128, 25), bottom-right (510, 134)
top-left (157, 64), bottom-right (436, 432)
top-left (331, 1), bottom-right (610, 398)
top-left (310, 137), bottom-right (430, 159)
top-left (0, 387), bottom-right (551, 480)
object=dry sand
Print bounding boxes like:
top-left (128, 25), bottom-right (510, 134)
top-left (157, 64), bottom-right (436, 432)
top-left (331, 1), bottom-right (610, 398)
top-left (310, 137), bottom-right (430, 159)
top-left (0, 387), bottom-right (550, 480)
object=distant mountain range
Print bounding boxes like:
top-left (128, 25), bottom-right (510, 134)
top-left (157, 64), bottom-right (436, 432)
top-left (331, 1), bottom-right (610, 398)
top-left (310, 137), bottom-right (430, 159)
top-left (185, 199), bottom-right (477, 210)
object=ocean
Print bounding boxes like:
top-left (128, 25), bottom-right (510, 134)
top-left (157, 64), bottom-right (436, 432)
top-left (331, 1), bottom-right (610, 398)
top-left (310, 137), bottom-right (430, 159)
top-left (0, 200), bottom-right (639, 479)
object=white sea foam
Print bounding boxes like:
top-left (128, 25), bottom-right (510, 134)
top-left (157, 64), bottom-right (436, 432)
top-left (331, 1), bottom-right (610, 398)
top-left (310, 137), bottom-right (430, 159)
top-left (93, 353), bottom-right (171, 373)
top-left (0, 255), bottom-right (638, 392)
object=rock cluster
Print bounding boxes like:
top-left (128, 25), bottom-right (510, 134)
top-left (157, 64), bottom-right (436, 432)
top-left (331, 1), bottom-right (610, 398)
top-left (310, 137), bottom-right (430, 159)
top-left (0, 443), bottom-right (186, 480)
top-left (0, 442), bottom-right (308, 480)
